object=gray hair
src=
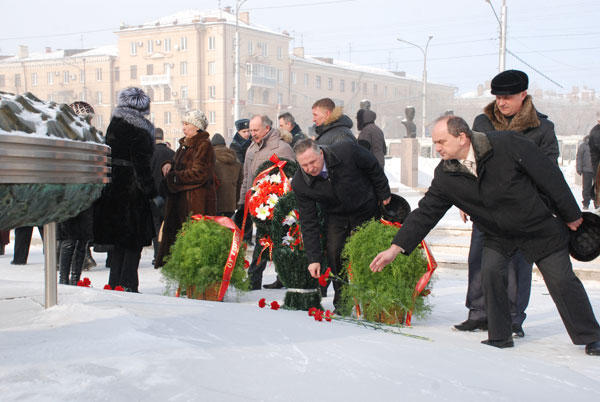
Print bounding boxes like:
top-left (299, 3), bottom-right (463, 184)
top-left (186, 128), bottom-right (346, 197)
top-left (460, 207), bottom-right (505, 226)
top-left (293, 138), bottom-right (320, 155)
top-left (250, 114), bottom-right (273, 129)
top-left (278, 112), bottom-right (296, 125)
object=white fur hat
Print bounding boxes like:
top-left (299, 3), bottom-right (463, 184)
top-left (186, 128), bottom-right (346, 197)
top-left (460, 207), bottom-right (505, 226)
top-left (182, 109), bottom-right (208, 131)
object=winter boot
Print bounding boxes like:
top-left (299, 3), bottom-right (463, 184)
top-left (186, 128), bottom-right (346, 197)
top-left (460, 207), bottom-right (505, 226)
top-left (59, 240), bottom-right (76, 285)
top-left (69, 240), bottom-right (86, 285)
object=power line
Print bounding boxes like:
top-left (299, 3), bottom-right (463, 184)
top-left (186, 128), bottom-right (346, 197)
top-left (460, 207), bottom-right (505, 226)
top-left (0, 28), bottom-right (115, 41)
top-left (246, 0), bottom-right (355, 10)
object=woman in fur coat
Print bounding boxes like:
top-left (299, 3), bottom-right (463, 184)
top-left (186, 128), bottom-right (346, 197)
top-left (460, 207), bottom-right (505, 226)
top-left (93, 87), bottom-right (160, 292)
top-left (155, 110), bottom-right (217, 268)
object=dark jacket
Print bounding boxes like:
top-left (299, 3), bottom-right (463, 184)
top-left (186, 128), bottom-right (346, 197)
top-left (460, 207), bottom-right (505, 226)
top-left (357, 109), bottom-right (386, 167)
top-left (155, 132), bottom-right (217, 267)
top-left (152, 143), bottom-right (175, 200)
top-left (314, 107), bottom-right (356, 146)
top-left (577, 137), bottom-right (593, 174)
top-left (292, 141), bottom-right (391, 264)
top-left (214, 144), bottom-right (243, 213)
top-left (230, 132), bottom-right (252, 164)
top-left (473, 95), bottom-right (558, 164)
top-left (93, 106), bottom-right (157, 249)
top-left (588, 124), bottom-right (600, 172)
top-left (290, 123), bottom-right (307, 147)
top-left (392, 131), bottom-right (581, 263)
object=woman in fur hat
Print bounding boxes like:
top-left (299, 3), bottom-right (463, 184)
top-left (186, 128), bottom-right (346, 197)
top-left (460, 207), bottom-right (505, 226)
top-left (154, 110), bottom-right (217, 268)
top-left (93, 87), bottom-right (161, 292)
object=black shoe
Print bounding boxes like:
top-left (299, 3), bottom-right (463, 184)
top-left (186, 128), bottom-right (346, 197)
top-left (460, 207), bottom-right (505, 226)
top-left (251, 283), bottom-right (261, 291)
top-left (263, 279), bottom-right (284, 289)
top-left (453, 319), bottom-right (488, 332)
top-left (320, 288), bottom-right (327, 297)
top-left (481, 338), bottom-right (514, 349)
top-left (512, 324), bottom-right (525, 338)
top-left (10, 261), bottom-right (26, 265)
top-left (585, 341), bottom-right (600, 356)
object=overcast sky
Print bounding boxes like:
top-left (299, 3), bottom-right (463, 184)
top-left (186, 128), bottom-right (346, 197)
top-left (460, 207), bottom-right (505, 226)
top-left (2, 0), bottom-right (599, 95)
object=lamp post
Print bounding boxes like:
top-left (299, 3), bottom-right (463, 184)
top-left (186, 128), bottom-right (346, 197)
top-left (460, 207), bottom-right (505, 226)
top-left (485, 0), bottom-right (507, 72)
top-left (397, 36), bottom-right (433, 138)
top-left (234, 0), bottom-right (248, 122)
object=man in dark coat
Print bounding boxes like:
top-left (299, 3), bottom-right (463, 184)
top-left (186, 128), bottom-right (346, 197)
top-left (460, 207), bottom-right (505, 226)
top-left (93, 87), bottom-right (161, 292)
top-left (587, 116), bottom-right (600, 208)
top-left (357, 108), bottom-right (386, 167)
top-left (292, 138), bottom-right (391, 309)
top-left (576, 135), bottom-right (594, 210)
top-left (311, 98), bottom-right (356, 146)
top-left (230, 118), bottom-right (252, 164)
top-left (370, 115), bottom-right (600, 355)
top-left (150, 127), bottom-right (175, 263)
top-left (278, 112), bottom-right (307, 147)
top-left (456, 70), bottom-right (559, 338)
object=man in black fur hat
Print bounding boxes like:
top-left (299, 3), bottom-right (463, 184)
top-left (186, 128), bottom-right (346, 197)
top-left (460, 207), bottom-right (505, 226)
top-left (455, 70), bottom-right (559, 339)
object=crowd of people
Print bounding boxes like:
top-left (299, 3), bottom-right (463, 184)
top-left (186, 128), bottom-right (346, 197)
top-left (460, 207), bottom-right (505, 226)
top-left (3, 68), bottom-right (600, 357)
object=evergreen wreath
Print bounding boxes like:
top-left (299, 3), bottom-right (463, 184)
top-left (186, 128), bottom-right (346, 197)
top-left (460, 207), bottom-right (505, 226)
top-left (271, 191), bottom-right (324, 311)
top-left (340, 219), bottom-right (434, 323)
top-left (161, 218), bottom-right (249, 298)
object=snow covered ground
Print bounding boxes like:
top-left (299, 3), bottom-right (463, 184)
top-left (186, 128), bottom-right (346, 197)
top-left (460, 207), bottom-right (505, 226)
top-left (1, 157), bottom-right (599, 401)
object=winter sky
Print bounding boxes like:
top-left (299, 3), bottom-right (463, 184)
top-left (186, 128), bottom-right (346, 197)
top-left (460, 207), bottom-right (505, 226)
top-left (1, 0), bottom-right (599, 95)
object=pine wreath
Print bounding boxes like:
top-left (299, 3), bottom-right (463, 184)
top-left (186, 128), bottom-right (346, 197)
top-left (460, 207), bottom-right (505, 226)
top-left (271, 191), bottom-right (324, 311)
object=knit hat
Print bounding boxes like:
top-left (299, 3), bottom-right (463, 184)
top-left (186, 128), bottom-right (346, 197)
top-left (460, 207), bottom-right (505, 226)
top-left (491, 70), bottom-right (529, 95)
top-left (118, 87), bottom-right (151, 115)
top-left (211, 133), bottom-right (226, 146)
top-left (182, 109), bottom-right (208, 131)
top-left (235, 118), bottom-right (250, 131)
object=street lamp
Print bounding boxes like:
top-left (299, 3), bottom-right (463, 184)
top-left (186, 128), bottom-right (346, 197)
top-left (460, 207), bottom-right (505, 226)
top-left (234, 0), bottom-right (249, 122)
top-left (397, 36), bottom-right (433, 138)
top-left (485, 0), bottom-right (507, 72)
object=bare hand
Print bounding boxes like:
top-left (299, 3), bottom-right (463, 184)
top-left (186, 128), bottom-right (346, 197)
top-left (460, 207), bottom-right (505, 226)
top-left (162, 163), bottom-right (172, 176)
top-left (459, 209), bottom-right (469, 223)
top-left (370, 245), bottom-right (403, 272)
top-left (308, 262), bottom-right (321, 278)
top-left (382, 196), bottom-right (391, 206)
top-left (567, 217), bottom-right (583, 231)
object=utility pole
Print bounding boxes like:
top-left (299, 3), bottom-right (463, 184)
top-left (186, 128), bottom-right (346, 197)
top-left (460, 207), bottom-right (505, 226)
top-left (499, 0), bottom-right (507, 72)
top-left (233, 0), bottom-right (248, 122)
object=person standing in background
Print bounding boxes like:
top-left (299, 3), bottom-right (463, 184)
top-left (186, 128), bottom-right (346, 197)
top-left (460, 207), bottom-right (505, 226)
top-left (212, 133), bottom-right (243, 218)
top-left (576, 135), bottom-right (594, 210)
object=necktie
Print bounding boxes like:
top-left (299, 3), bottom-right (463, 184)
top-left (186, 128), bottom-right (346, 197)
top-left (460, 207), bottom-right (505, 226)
top-left (319, 171), bottom-right (328, 179)
top-left (463, 160), bottom-right (476, 176)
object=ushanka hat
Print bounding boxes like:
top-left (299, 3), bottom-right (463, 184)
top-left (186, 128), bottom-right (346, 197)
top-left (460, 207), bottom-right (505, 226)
top-left (380, 194), bottom-right (412, 224)
top-left (491, 69), bottom-right (529, 95)
top-left (569, 212), bottom-right (600, 262)
top-left (182, 109), bottom-right (208, 131)
top-left (235, 118), bottom-right (250, 131)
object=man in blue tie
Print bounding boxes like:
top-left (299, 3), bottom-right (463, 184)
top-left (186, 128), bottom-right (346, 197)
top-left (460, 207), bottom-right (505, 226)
top-left (291, 138), bottom-right (391, 309)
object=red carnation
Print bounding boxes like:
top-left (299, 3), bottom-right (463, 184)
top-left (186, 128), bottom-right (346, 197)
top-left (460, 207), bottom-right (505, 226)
top-left (103, 284), bottom-right (112, 290)
top-left (244, 259), bottom-right (250, 269)
top-left (318, 267), bottom-right (332, 287)
top-left (258, 298), bottom-right (267, 308)
top-left (308, 307), bottom-right (317, 316)
top-left (77, 277), bottom-right (91, 287)
top-left (114, 286), bottom-right (125, 291)
top-left (325, 310), bottom-right (333, 322)
top-left (314, 309), bottom-right (324, 321)
top-left (270, 301), bottom-right (280, 310)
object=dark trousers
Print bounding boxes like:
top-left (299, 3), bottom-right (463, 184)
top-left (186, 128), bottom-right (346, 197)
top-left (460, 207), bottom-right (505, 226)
top-left (482, 245), bottom-right (600, 344)
top-left (109, 246), bottom-right (142, 292)
top-left (248, 230), bottom-right (268, 289)
top-left (59, 239), bottom-right (86, 285)
top-left (582, 172), bottom-right (594, 208)
top-left (466, 225), bottom-right (531, 325)
top-left (12, 226), bottom-right (43, 264)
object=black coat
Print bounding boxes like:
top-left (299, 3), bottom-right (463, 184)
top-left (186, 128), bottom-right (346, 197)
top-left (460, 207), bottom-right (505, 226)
top-left (392, 131), bottom-right (581, 263)
top-left (357, 109), bottom-right (386, 167)
top-left (314, 107), bottom-right (356, 146)
top-left (230, 132), bottom-right (252, 164)
top-left (588, 124), bottom-right (600, 172)
top-left (292, 141), bottom-right (391, 263)
top-left (290, 123), bottom-right (307, 147)
top-left (93, 106), bottom-right (158, 249)
top-left (152, 143), bottom-right (175, 200)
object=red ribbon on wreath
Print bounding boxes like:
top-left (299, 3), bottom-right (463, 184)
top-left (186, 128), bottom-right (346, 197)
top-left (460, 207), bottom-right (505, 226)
top-left (256, 235), bottom-right (274, 265)
top-left (188, 214), bottom-right (242, 301)
top-left (379, 218), bottom-right (437, 326)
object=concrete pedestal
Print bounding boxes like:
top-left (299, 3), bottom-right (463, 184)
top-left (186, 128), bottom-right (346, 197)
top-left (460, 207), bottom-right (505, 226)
top-left (400, 138), bottom-right (419, 188)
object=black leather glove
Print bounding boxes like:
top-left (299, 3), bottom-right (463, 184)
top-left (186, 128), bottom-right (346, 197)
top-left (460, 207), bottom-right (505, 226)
top-left (151, 195), bottom-right (165, 209)
top-left (233, 204), bottom-right (245, 228)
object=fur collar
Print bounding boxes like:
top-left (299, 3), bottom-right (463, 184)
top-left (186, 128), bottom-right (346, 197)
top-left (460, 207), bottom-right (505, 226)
top-left (111, 106), bottom-right (154, 136)
top-left (442, 131), bottom-right (492, 174)
top-left (180, 131), bottom-right (209, 148)
top-left (324, 106), bottom-right (344, 126)
top-left (483, 95), bottom-right (540, 132)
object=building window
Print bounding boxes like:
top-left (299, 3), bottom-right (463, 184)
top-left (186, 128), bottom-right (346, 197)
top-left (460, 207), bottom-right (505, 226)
top-left (96, 68), bottom-right (102, 81)
top-left (164, 38), bottom-right (171, 52)
top-left (277, 47), bottom-right (283, 60)
top-left (262, 90), bottom-right (269, 104)
top-left (328, 77), bottom-right (333, 90)
top-left (146, 64), bottom-right (154, 75)
top-left (15, 74), bottom-right (21, 87)
top-left (209, 111), bottom-right (216, 124)
top-left (351, 81), bottom-right (356, 93)
top-left (31, 73), bottom-right (38, 86)
top-left (181, 86), bottom-right (188, 99)
top-left (208, 61), bottom-right (216, 75)
top-left (316, 75), bottom-right (321, 89)
top-left (146, 87), bottom-right (154, 101)
top-left (277, 70), bottom-right (283, 83)
top-left (248, 41), bottom-right (254, 55)
top-left (340, 79), bottom-right (345, 92)
top-left (63, 71), bottom-right (69, 83)
top-left (304, 73), bottom-right (309, 87)
top-left (180, 61), bottom-right (187, 76)
top-left (248, 88), bottom-right (254, 102)
top-left (130, 65), bottom-right (137, 80)
top-left (291, 71), bottom-right (296, 85)
top-left (0, 75), bottom-right (5, 87)
top-left (209, 86), bottom-right (216, 99)
top-left (262, 43), bottom-right (268, 57)
top-left (97, 91), bottom-right (103, 104)
top-left (277, 92), bottom-right (283, 105)
top-left (114, 67), bottom-right (120, 81)
top-left (164, 63), bottom-right (172, 75)
top-left (363, 83), bottom-right (367, 94)
top-left (130, 42), bottom-right (137, 55)
top-left (208, 36), bottom-right (216, 50)
top-left (373, 84), bottom-right (378, 96)
top-left (147, 40), bottom-right (153, 53)
top-left (180, 36), bottom-right (187, 51)
top-left (164, 111), bottom-right (171, 125)
top-left (96, 114), bottom-right (103, 129)
top-left (163, 87), bottom-right (171, 101)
